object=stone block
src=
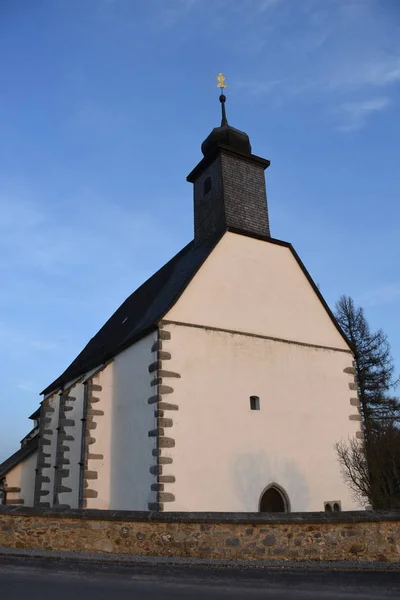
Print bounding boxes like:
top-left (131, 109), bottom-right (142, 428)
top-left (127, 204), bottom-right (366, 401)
top-left (158, 385), bottom-right (174, 395)
top-left (159, 330), bottom-right (171, 340)
top-left (157, 492), bottom-right (175, 503)
top-left (90, 384), bottom-right (102, 392)
top-left (59, 419), bottom-right (75, 427)
top-left (83, 489), bottom-right (98, 499)
top-left (148, 361), bottom-right (162, 373)
top-left (226, 538), bottom-right (240, 547)
top-left (157, 418), bottom-right (173, 428)
top-left (158, 370), bottom-right (181, 379)
top-left (158, 402), bottom-right (179, 411)
top-left (262, 535), bottom-right (276, 547)
top-left (151, 341), bottom-right (162, 352)
top-left (158, 475), bottom-right (175, 484)
top-left (158, 437), bottom-right (175, 448)
top-left (151, 484), bottom-right (165, 492)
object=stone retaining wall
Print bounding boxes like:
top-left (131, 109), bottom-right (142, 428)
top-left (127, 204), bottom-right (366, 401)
top-left (0, 507), bottom-right (399, 562)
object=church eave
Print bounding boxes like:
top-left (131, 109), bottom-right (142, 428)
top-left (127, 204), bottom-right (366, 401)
top-left (0, 436), bottom-right (39, 479)
top-left (186, 145), bottom-right (270, 183)
top-left (40, 324), bottom-right (158, 397)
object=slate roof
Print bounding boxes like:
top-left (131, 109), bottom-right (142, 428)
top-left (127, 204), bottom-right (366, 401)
top-left (0, 435), bottom-right (39, 479)
top-left (41, 231), bottom-right (224, 396)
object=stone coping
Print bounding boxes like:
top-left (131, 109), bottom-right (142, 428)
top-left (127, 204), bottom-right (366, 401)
top-left (1, 506), bottom-right (400, 524)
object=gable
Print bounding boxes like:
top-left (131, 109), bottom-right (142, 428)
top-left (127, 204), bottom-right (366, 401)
top-left (164, 231), bottom-right (350, 351)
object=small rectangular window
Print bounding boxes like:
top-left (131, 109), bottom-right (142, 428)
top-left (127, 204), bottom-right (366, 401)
top-left (250, 396), bottom-right (260, 410)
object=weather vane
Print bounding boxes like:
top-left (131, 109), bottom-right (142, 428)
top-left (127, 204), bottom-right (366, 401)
top-left (216, 72), bottom-right (227, 89)
top-left (216, 73), bottom-right (228, 126)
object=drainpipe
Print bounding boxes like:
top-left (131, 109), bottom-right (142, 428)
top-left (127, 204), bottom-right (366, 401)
top-left (0, 478), bottom-right (5, 506)
top-left (78, 382), bottom-right (89, 508)
top-left (53, 389), bottom-right (63, 507)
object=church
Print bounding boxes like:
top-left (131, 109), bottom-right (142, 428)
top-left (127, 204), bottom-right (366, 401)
top-left (0, 78), bottom-right (362, 513)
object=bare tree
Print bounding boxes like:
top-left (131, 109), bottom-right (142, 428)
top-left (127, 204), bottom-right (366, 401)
top-left (335, 438), bottom-right (370, 507)
top-left (336, 426), bottom-right (400, 509)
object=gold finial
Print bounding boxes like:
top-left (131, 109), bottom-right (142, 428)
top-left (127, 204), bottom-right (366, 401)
top-left (216, 72), bottom-right (227, 89)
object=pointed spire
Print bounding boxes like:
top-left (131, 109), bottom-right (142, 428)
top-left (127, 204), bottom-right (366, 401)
top-left (216, 73), bottom-right (228, 126)
top-left (219, 94), bottom-right (228, 126)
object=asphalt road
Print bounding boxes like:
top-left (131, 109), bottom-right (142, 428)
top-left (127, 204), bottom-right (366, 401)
top-left (1, 558), bottom-right (400, 599)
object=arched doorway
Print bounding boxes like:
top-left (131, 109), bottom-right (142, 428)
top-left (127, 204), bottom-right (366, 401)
top-left (259, 484), bottom-right (290, 513)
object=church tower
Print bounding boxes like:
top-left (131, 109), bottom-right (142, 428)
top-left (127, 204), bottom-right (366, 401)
top-left (187, 74), bottom-right (271, 245)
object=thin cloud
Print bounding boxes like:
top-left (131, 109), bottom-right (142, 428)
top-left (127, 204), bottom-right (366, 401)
top-left (154, 0), bottom-right (285, 28)
top-left (155, 0), bottom-right (199, 27)
top-left (232, 0), bottom-right (399, 129)
top-left (337, 97), bottom-right (391, 131)
top-left (16, 382), bottom-right (36, 392)
top-left (328, 56), bottom-right (400, 91)
top-left (0, 322), bottom-right (59, 354)
top-left (0, 190), bottom-right (171, 272)
top-left (257, 0), bottom-right (282, 10)
top-left (236, 79), bottom-right (284, 97)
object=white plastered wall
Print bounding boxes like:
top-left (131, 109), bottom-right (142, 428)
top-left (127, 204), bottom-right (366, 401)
top-left (84, 365), bottom-right (114, 509)
top-left (110, 332), bottom-right (157, 510)
top-left (166, 232), bottom-right (349, 350)
top-left (39, 392), bottom-right (60, 505)
top-left (84, 334), bottom-right (156, 510)
top-left (4, 451), bottom-right (37, 506)
top-left (162, 324), bottom-right (359, 512)
top-left (57, 381), bottom-right (85, 509)
top-left (163, 231), bottom-right (359, 511)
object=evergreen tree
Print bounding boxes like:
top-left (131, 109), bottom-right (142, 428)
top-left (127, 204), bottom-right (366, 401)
top-left (335, 295), bottom-right (400, 433)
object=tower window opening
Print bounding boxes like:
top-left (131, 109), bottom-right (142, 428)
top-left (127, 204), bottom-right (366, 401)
top-left (250, 396), bottom-right (260, 410)
top-left (203, 176), bottom-right (212, 195)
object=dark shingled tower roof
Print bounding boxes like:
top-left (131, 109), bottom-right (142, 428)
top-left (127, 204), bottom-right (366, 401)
top-left (201, 91), bottom-right (252, 158)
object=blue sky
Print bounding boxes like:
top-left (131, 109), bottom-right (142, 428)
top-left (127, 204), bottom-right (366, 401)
top-left (0, 0), bottom-right (399, 461)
